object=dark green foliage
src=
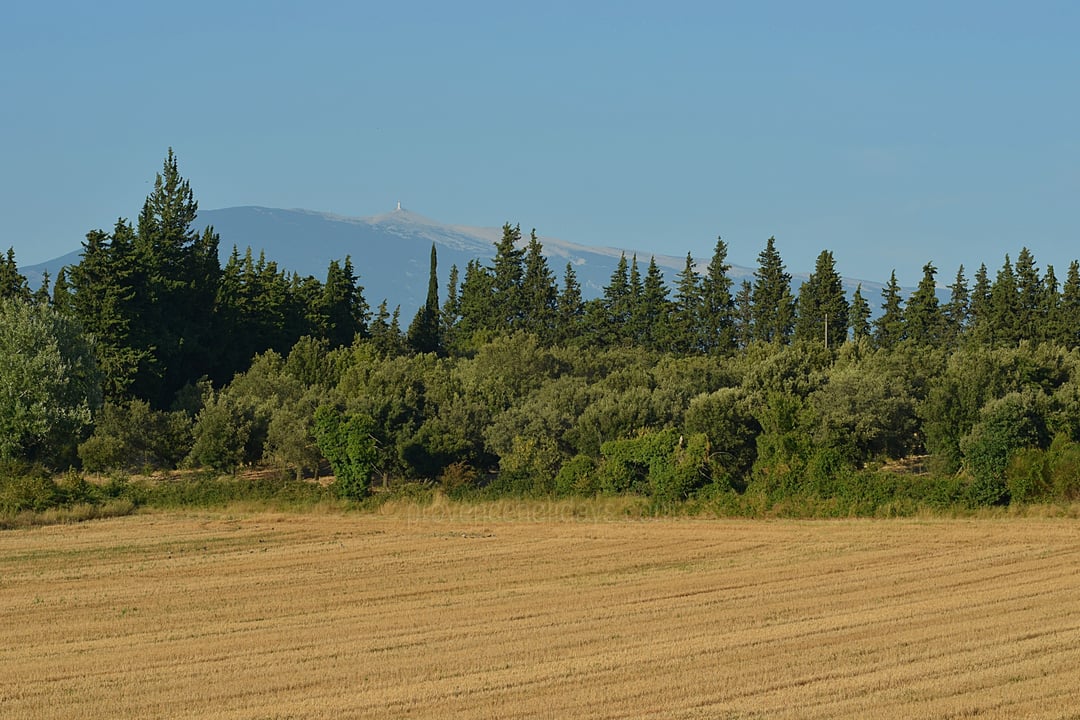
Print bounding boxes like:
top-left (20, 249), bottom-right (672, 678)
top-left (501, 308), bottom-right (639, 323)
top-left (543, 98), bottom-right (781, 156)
top-left (699, 237), bottom-right (737, 354)
top-left (750, 237), bottom-right (795, 344)
top-left (794, 250), bottom-right (848, 347)
top-left (0, 248), bottom-right (32, 302)
top-left (407, 244), bottom-right (442, 354)
top-left (874, 271), bottom-right (905, 349)
top-left (960, 390), bottom-right (1051, 505)
top-left (849, 284), bottom-right (872, 342)
top-left (78, 400), bottom-right (192, 472)
top-left (599, 429), bottom-right (711, 501)
top-left (313, 405), bottom-right (377, 499)
top-left (905, 263), bottom-right (942, 346)
top-left (683, 387), bottom-right (760, 484)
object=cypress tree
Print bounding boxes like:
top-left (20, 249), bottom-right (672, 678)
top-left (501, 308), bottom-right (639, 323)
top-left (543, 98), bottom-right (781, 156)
top-left (407, 244), bottom-right (442, 354)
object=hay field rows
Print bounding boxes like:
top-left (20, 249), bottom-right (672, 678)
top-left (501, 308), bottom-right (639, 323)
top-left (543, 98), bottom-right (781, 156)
top-left (2, 508), bottom-right (1080, 719)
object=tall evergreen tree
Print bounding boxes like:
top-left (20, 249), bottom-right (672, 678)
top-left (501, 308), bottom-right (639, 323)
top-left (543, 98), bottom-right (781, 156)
top-left (68, 224), bottom-right (145, 399)
top-left (0, 248), bottom-right (31, 302)
top-left (905, 262), bottom-right (942, 346)
top-left (967, 263), bottom-right (993, 345)
top-left (441, 263), bottom-right (460, 344)
top-left (873, 271), bottom-right (905, 349)
top-left (321, 256), bottom-right (369, 348)
top-left (849, 284), bottom-right (872, 342)
top-left (699, 237), bottom-right (736, 354)
top-left (941, 265), bottom-right (969, 347)
top-left (407, 244), bottom-right (442, 354)
top-left (988, 255), bottom-right (1020, 345)
top-left (456, 259), bottom-right (495, 339)
top-left (130, 148), bottom-right (222, 404)
top-left (733, 280), bottom-right (754, 348)
top-left (750, 237), bottom-right (795, 344)
top-left (671, 252), bottom-right (701, 352)
top-left (638, 257), bottom-right (672, 350)
top-left (794, 250), bottom-right (848, 347)
top-left (556, 262), bottom-right (585, 344)
top-left (1040, 264), bottom-right (1060, 345)
top-left (520, 230), bottom-right (558, 341)
top-left (1057, 261), bottom-right (1080, 348)
top-left (490, 222), bottom-right (525, 329)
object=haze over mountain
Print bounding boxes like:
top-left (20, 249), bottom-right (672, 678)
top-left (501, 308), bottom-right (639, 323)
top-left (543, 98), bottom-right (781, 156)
top-left (24, 206), bottom-right (886, 314)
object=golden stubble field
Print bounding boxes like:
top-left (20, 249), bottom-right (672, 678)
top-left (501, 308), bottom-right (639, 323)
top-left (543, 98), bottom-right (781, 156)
top-left (2, 505), bottom-right (1080, 719)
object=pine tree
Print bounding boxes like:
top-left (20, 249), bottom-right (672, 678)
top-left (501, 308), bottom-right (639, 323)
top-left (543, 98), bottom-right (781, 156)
top-left (750, 237), bottom-right (795, 344)
top-left (131, 148), bottom-right (222, 405)
top-left (849, 284), bottom-right (872, 342)
top-left (873, 271), bottom-right (905, 349)
top-left (321, 256), bottom-right (369, 348)
top-left (602, 253), bottom-right (633, 345)
top-left (1040, 264), bottom-right (1060, 345)
top-left (941, 265), bottom-right (969, 347)
top-left (968, 263), bottom-right (993, 345)
top-left (671, 252), bottom-right (701, 352)
top-left (556, 263), bottom-right (584, 344)
top-left (68, 224), bottom-right (145, 399)
top-left (905, 262), bottom-right (942, 346)
top-left (1014, 247), bottom-right (1042, 342)
top-left (490, 222), bottom-right (525, 329)
top-left (441, 263), bottom-right (460, 345)
top-left (734, 280), bottom-right (754, 348)
top-left (0, 248), bottom-right (31, 301)
top-left (988, 255), bottom-right (1020, 345)
top-left (699, 237), bottom-right (736, 354)
top-left (520, 230), bottom-right (558, 341)
top-left (407, 244), bottom-right (442, 354)
top-left (794, 250), bottom-right (848, 347)
top-left (456, 259), bottom-right (495, 338)
top-left (638, 257), bottom-right (672, 350)
top-left (1057, 261), bottom-right (1080, 348)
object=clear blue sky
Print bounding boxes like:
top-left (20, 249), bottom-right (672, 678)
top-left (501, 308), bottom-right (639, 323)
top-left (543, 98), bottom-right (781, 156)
top-left (2, 1), bottom-right (1077, 287)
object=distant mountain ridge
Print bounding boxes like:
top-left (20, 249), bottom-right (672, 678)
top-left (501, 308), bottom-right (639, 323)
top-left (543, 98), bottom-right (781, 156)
top-left (23, 205), bottom-right (886, 314)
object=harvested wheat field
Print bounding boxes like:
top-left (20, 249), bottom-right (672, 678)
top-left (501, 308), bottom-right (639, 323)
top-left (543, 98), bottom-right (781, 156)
top-left (2, 507), bottom-right (1080, 719)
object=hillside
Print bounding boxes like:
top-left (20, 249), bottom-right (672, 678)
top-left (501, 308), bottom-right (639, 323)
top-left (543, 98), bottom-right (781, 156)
top-left (22, 205), bottom-right (885, 313)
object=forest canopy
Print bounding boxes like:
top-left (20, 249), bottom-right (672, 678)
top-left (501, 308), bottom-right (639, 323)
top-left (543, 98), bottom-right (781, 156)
top-left (4, 151), bottom-right (1080, 514)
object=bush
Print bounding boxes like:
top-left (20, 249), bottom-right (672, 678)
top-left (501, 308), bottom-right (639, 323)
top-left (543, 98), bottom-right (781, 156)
top-left (313, 405), bottom-right (377, 500)
top-left (554, 455), bottom-right (598, 496)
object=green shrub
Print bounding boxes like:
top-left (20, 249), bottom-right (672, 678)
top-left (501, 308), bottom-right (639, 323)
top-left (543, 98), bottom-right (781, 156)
top-left (554, 454), bottom-right (598, 496)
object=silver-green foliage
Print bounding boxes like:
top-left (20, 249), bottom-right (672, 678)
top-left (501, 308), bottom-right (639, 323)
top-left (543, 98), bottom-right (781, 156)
top-left (0, 298), bottom-right (100, 464)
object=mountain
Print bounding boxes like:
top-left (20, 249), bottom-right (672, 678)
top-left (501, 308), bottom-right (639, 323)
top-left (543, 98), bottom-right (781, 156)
top-left (23, 205), bottom-right (886, 313)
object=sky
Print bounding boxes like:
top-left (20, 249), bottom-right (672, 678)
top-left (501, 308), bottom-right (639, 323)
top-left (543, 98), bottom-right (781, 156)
top-left (2, 1), bottom-right (1078, 287)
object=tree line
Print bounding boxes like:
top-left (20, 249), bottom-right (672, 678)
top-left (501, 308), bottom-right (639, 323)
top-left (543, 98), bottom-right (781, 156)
top-left (3, 151), bottom-right (1080, 513)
